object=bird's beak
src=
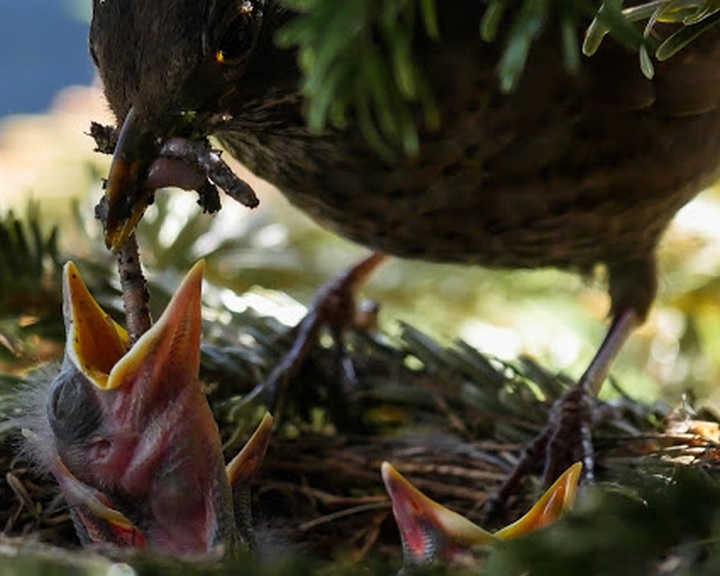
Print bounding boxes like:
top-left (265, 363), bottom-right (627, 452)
top-left (101, 106), bottom-right (258, 252)
top-left (226, 412), bottom-right (274, 489)
top-left (62, 261), bottom-right (130, 390)
top-left (51, 261), bottom-right (239, 556)
top-left (225, 412), bottom-right (274, 548)
top-left (495, 461), bottom-right (581, 539)
top-left (102, 106), bottom-right (158, 251)
top-left (381, 461), bottom-right (582, 566)
top-left (381, 461), bottom-right (496, 565)
top-left (50, 455), bottom-right (147, 547)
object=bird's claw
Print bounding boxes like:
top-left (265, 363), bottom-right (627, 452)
top-left (483, 383), bottom-right (595, 523)
top-left (543, 382), bottom-right (596, 483)
top-left (483, 308), bottom-right (641, 522)
top-left (246, 252), bottom-right (388, 419)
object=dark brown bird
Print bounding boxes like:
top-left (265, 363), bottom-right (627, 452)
top-left (87, 0), bottom-right (720, 498)
top-left (18, 261), bottom-right (273, 556)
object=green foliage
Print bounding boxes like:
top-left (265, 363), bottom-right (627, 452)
top-left (480, 0), bottom-right (602, 92)
top-left (277, 0), bottom-right (720, 157)
top-left (0, 204), bottom-right (65, 364)
top-left (585, 0), bottom-right (720, 77)
top-left (277, 0), bottom-right (600, 155)
top-left (273, 1), bottom-right (614, 156)
top-left (276, 0), bottom-right (440, 159)
top-left (0, 203), bottom-right (62, 318)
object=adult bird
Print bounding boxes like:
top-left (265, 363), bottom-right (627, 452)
top-left (87, 0), bottom-right (720, 500)
top-left (18, 261), bottom-right (273, 556)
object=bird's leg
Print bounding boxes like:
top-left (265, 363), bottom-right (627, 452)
top-left (484, 307), bottom-right (642, 520)
top-left (244, 252), bottom-right (388, 416)
top-left (544, 307), bottom-right (641, 482)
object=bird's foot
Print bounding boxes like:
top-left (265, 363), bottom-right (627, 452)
top-left (483, 308), bottom-right (641, 523)
top-left (543, 382), bottom-right (596, 484)
top-left (245, 252), bottom-right (389, 419)
top-left (482, 382), bottom-right (595, 523)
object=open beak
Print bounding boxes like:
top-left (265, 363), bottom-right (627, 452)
top-left (495, 461), bottom-right (581, 539)
top-left (381, 461), bottom-right (582, 566)
top-left (102, 107), bottom-right (159, 251)
top-left (225, 412), bottom-right (274, 549)
top-left (47, 261), bottom-right (239, 556)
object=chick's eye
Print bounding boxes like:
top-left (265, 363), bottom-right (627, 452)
top-left (216, 3), bottom-right (261, 65)
top-left (47, 369), bottom-right (103, 445)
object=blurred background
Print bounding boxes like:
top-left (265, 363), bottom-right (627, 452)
top-left (3, 0), bottom-right (720, 411)
top-left (0, 1), bottom-right (93, 118)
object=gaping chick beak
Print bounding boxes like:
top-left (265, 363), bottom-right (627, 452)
top-left (381, 461), bottom-right (582, 567)
top-left (47, 261), bottom-right (241, 556)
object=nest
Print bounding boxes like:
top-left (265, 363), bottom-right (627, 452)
top-left (2, 210), bottom-right (720, 574)
top-left (4, 310), bottom-right (720, 574)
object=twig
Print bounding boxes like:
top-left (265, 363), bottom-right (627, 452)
top-left (116, 234), bottom-right (151, 343)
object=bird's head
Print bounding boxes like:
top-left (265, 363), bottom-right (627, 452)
top-left (89, 0), bottom-right (295, 251)
top-left (381, 461), bottom-right (581, 568)
top-left (27, 261), bottom-right (271, 557)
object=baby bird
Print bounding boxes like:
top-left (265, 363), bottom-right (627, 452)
top-left (18, 261), bottom-right (272, 556)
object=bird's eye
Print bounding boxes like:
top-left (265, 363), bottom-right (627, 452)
top-left (47, 369), bottom-right (103, 445)
top-left (215, 2), bottom-right (262, 65)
